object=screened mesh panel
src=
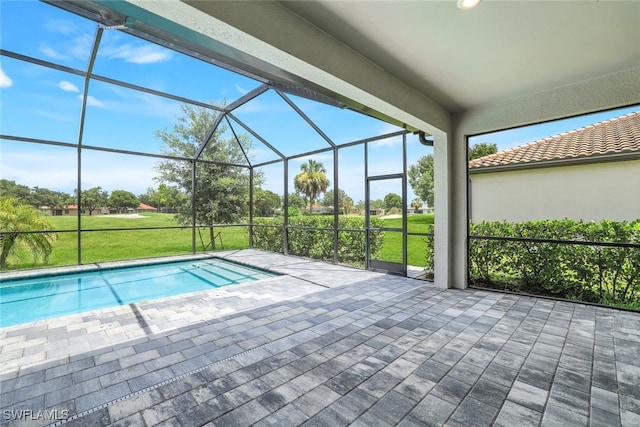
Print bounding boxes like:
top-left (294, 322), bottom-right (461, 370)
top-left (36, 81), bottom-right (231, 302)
top-left (0, 58), bottom-right (84, 143)
top-left (0, 1), bottom-right (95, 69)
top-left (227, 116), bottom-right (283, 165)
top-left (338, 145), bottom-right (364, 219)
top-left (367, 135), bottom-right (404, 177)
top-left (1, 2), bottom-right (423, 276)
top-left (82, 80), bottom-right (186, 154)
top-left (286, 94), bottom-right (404, 146)
top-left (92, 30), bottom-right (262, 103)
top-left (1, 140), bottom-right (76, 208)
top-left (232, 90), bottom-right (333, 157)
top-left (81, 229), bottom-right (192, 263)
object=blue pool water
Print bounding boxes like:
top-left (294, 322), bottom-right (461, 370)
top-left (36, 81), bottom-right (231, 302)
top-left (0, 258), bottom-right (277, 327)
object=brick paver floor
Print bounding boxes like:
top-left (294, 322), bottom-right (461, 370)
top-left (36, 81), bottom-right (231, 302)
top-left (1, 249), bottom-right (639, 426)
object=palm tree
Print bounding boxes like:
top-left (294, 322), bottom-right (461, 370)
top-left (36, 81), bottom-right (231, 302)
top-left (0, 197), bottom-right (56, 269)
top-left (411, 198), bottom-right (423, 213)
top-left (294, 159), bottom-right (330, 214)
top-left (342, 196), bottom-right (354, 215)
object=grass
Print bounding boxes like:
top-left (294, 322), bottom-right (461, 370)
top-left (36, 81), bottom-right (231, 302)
top-left (377, 215), bottom-right (434, 266)
top-left (4, 213), bottom-right (249, 270)
top-left (3, 212), bottom-right (434, 271)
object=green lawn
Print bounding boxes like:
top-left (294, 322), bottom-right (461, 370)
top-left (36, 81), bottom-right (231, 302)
top-left (377, 214), bottom-right (434, 266)
top-left (4, 213), bottom-right (434, 270)
top-left (5, 213), bottom-right (249, 270)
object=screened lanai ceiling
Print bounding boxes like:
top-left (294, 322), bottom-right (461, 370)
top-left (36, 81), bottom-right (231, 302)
top-left (2, 0), bottom-right (431, 209)
top-left (0, 0), bottom-right (413, 165)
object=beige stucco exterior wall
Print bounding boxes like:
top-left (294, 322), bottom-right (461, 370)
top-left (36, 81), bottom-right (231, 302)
top-left (470, 159), bottom-right (640, 223)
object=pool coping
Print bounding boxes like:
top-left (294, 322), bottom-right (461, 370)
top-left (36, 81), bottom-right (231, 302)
top-left (0, 254), bottom-right (216, 283)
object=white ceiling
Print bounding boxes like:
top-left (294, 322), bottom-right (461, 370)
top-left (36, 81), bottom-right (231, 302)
top-left (280, 0), bottom-right (640, 112)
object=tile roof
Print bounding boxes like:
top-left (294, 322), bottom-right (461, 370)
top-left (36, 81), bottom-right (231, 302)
top-left (469, 111), bottom-right (640, 170)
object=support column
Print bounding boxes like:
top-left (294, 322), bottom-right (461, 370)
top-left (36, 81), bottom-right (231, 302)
top-left (433, 128), bottom-right (468, 289)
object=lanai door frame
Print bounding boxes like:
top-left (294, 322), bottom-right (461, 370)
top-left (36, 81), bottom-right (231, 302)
top-left (365, 134), bottom-right (409, 276)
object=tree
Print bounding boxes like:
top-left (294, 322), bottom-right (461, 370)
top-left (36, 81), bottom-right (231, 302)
top-left (294, 159), bottom-right (330, 214)
top-left (469, 142), bottom-right (498, 160)
top-left (0, 181), bottom-right (73, 211)
top-left (287, 192), bottom-right (306, 209)
top-left (370, 199), bottom-right (384, 210)
top-left (155, 103), bottom-right (257, 247)
top-left (322, 189), bottom-right (351, 213)
top-left (408, 155), bottom-right (434, 208)
top-left (384, 193), bottom-right (402, 210)
top-left (342, 196), bottom-right (354, 215)
top-left (29, 187), bottom-right (71, 210)
top-left (0, 197), bottom-right (56, 269)
top-left (108, 190), bottom-right (139, 214)
top-left (411, 198), bottom-right (423, 213)
top-left (408, 142), bottom-right (498, 211)
top-left (0, 180), bottom-right (31, 203)
top-left (140, 184), bottom-right (186, 213)
top-left (254, 188), bottom-right (281, 217)
top-left (77, 186), bottom-right (108, 215)
top-left (157, 184), bottom-right (186, 212)
top-left (322, 189), bottom-right (342, 207)
top-left (138, 187), bottom-right (156, 207)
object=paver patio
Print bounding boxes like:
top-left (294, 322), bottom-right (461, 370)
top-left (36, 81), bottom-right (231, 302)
top-left (1, 249), bottom-right (639, 426)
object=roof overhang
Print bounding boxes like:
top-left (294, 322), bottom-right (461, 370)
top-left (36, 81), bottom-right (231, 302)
top-left (469, 151), bottom-right (640, 175)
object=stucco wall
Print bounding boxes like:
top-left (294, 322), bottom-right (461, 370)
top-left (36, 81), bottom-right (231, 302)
top-left (470, 159), bottom-right (640, 223)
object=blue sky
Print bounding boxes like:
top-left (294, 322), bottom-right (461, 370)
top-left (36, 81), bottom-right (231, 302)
top-left (1, 1), bottom-right (638, 206)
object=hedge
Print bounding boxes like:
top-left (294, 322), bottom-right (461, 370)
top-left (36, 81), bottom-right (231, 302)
top-left (252, 216), bottom-right (384, 266)
top-left (423, 219), bottom-right (640, 308)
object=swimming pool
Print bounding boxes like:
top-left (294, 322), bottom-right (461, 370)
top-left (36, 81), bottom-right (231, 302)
top-left (0, 258), bottom-right (278, 327)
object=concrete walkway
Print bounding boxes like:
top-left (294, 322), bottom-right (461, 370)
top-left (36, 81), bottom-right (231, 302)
top-left (1, 249), bottom-right (639, 426)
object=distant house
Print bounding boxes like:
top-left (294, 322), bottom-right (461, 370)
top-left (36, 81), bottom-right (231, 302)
top-left (40, 206), bottom-right (66, 216)
top-left (310, 204), bottom-right (333, 214)
top-left (41, 203), bottom-right (156, 216)
top-left (40, 204), bottom-right (106, 216)
top-left (136, 203), bottom-right (157, 213)
top-left (469, 112), bottom-right (640, 222)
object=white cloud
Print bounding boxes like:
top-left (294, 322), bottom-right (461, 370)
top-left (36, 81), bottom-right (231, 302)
top-left (371, 134), bottom-right (403, 148)
top-left (236, 85), bottom-right (249, 95)
top-left (34, 110), bottom-right (76, 122)
top-left (78, 94), bottom-right (105, 108)
top-left (0, 67), bottom-right (13, 88)
top-left (39, 35), bottom-right (92, 62)
top-left (44, 19), bottom-right (79, 35)
top-left (59, 80), bottom-right (80, 92)
top-left (290, 153), bottom-right (333, 164)
top-left (67, 34), bottom-right (93, 61)
top-left (101, 44), bottom-right (172, 64)
top-left (115, 92), bottom-right (181, 122)
top-left (39, 44), bottom-right (67, 60)
top-left (1, 147), bottom-right (157, 195)
top-left (0, 149), bottom-right (77, 193)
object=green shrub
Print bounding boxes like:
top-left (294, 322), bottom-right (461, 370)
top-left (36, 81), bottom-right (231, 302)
top-left (462, 219), bottom-right (640, 309)
top-left (252, 216), bottom-right (383, 266)
top-left (252, 220), bottom-right (285, 253)
top-left (288, 207), bottom-right (300, 217)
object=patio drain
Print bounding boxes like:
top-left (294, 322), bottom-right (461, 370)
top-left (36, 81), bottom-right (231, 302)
top-left (48, 281), bottom-right (433, 426)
